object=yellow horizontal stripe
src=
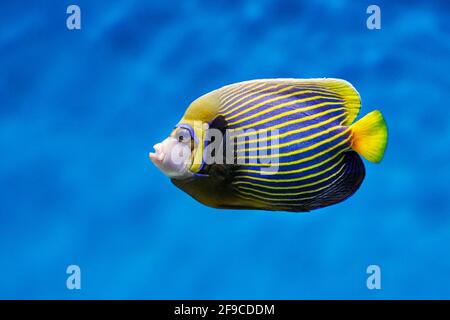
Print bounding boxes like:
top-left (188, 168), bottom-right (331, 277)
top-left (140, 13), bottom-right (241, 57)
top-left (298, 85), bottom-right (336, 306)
top-left (238, 125), bottom-right (351, 160)
top-left (235, 156), bottom-right (344, 183)
top-left (233, 103), bottom-right (345, 132)
top-left (221, 83), bottom-right (281, 112)
top-left (220, 84), bottom-right (294, 115)
top-left (236, 189), bottom-right (317, 202)
top-left (234, 193), bottom-right (308, 207)
top-left (220, 82), bottom-right (258, 98)
top-left (235, 166), bottom-right (347, 203)
top-left (233, 113), bottom-right (346, 146)
top-left (240, 136), bottom-right (352, 167)
top-left (220, 85), bottom-right (255, 107)
top-left (237, 125), bottom-right (343, 154)
top-left (233, 161), bottom-right (347, 190)
top-left (226, 91), bottom-right (342, 122)
top-left (222, 81), bottom-right (342, 104)
top-left (227, 96), bottom-right (343, 125)
top-left (289, 86), bottom-right (342, 97)
top-left (238, 146), bottom-right (347, 175)
top-left (223, 88), bottom-right (339, 120)
top-left (220, 82), bottom-right (265, 106)
top-left (236, 168), bottom-right (346, 197)
top-left (232, 107), bottom-right (346, 135)
top-left (219, 84), bottom-right (240, 97)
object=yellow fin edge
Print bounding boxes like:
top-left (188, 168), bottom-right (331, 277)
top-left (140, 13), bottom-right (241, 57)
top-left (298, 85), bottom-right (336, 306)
top-left (315, 78), bottom-right (361, 125)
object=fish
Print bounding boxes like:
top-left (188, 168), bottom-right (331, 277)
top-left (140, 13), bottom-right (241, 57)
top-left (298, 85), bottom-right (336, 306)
top-left (149, 78), bottom-right (388, 212)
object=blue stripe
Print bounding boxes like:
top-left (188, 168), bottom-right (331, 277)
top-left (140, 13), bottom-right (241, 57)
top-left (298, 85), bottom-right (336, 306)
top-left (220, 84), bottom-right (289, 109)
top-left (236, 129), bottom-right (351, 164)
top-left (236, 126), bottom-right (347, 155)
top-left (224, 89), bottom-right (341, 118)
top-left (234, 158), bottom-right (345, 192)
top-left (226, 99), bottom-right (344, 128)
top-left (228, 108), bottom-right (346, 132)
top-left (235, 147), bottom-right (346, 181)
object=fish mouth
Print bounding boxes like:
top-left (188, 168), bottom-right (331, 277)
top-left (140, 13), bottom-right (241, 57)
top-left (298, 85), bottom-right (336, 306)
top-left (149, 143), bottom-right (165, 164)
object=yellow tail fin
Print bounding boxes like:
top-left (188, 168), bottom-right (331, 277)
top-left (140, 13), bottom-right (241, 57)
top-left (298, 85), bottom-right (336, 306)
top-left (350, 110), bottom-right (388, 163)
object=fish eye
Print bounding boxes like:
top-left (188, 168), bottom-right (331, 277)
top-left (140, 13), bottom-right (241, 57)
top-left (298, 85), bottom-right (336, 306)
top-left (176, 128), bottom-right (191, 143)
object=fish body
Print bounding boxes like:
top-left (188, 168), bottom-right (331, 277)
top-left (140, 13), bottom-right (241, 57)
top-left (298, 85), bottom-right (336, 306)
top-left (150, 78), bottom-right (388, 212)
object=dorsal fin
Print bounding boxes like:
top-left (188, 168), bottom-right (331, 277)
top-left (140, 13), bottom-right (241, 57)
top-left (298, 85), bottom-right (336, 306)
top-left (298, 78), bottom-right (361, 125)
top-left (218, 78), bottom-right (361, 125)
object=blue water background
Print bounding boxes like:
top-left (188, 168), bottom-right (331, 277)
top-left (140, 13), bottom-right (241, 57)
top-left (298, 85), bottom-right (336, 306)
top-left (0, 0), bottom-right (449, 299)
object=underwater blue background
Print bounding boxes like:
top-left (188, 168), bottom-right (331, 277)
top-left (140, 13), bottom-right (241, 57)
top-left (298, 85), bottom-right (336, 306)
top-left (0, 0), bottom-right (449, 299)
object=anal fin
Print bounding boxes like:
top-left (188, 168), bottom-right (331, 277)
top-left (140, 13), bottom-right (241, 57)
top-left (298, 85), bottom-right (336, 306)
top-left (303, 151), bottom-right (365, 211)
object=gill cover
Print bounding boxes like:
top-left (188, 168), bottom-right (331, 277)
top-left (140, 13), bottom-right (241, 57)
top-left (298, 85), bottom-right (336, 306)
top-left (175, 121), bottom-right (207, 174)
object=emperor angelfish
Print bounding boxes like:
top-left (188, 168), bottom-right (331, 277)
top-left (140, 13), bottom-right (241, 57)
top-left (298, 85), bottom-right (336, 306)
top-left (149, 78), bottom-right (388, 212)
